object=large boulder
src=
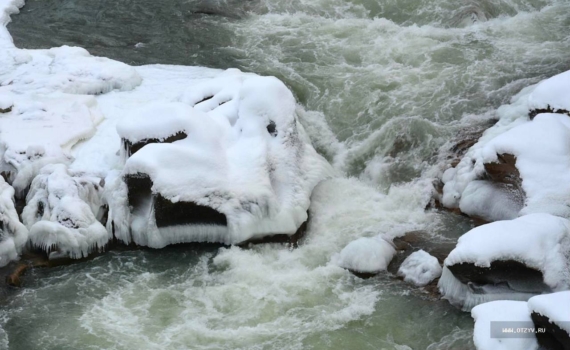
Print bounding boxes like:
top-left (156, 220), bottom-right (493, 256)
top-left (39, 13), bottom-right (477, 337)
top-left (438, 214), bottom-right (570, 310)
top-left (107, 73), bottom-right (331, 247)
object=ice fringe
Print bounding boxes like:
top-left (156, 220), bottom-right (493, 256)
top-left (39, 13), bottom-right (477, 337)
top-left (23, 164), bottom-right (110, 259)
top-left (0, 177), bottom-right (28, 267)
top-left (109, 72), bottom-right (332, 247)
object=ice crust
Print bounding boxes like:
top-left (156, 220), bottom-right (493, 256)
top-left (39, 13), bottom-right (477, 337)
top-left (397, 249), bottom-right (442, 286)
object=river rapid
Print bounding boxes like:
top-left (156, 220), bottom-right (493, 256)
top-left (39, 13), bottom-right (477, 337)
top-left (2, 0), bottom-right (570, 349)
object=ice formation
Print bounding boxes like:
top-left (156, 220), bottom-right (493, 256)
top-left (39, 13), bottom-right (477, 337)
top-left (0, 177), bottom-right (27, 266)
top-left (441, 69), bottom-right (570, 221)
top-left (23, 164), bottom-right (109, 259)
top-left (335, 237), bottom-right (396, 275)
top-left (438, 213), bottom-right (570, 310)
top-left (108, 73), bottom-right (332, 247)
top-left (471, 300), bottom-right (538, 350)
top-left (397, 249), bottom-right (442, 286)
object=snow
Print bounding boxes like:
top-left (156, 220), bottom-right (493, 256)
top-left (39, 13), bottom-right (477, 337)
top-left (397, 249), bottom-right (442, 286)
top-left (528, 70), bottom-right (570, 114)
top-left (110, 74), bottom-right (332, 247)
top-left (441, 70), bottom-right (570, 221)
top-left (335, 237), bottom-right (396, 274)
top-left (439, 213), bottom-right (570, 309)
top-left (0, 176), bottom-right (27, 266)
top-left (23, 164), bottom-right (110, 259)
top-left (471, 300), bottom-right (538, 350)
top-left (528, 291), bottom-right (570, 335)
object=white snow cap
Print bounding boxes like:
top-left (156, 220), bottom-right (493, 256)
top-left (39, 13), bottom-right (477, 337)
top-left (23, 164), bottom-right (110, 259)
top-left (445, 213), bottom-right (570, 291)
top-left (397, 249), bottom-right (442, 286)
top-left (0, 177), bottom-right (28, 267)
top-left (528, 70), bottom-right (570, 113)
top-left (336, 237), bottom-right (396, 274)
top-left (528, 291), bottom-right (570, 335)
top-left (110, 72), bottom-right (332, 247)
top-left (471, 300), bottom-right (538, 350)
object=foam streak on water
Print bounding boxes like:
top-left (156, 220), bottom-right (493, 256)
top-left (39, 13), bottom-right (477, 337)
top-left (2, 0), bottom-right (570, 349)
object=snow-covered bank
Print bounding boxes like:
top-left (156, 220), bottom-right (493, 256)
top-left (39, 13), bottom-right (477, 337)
top-left (0, 0), bottom-right (331, 259)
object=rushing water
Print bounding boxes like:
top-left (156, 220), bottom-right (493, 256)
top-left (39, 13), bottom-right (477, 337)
top-left (3, 0), bottom-right (570, 349)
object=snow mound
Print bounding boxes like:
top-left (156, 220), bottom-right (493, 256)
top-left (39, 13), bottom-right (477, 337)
top-left (528, 291), bottom-right (570, 335)
top-left (23, 164), bottom-right (109, 259)
top-left (0, 177), bottom-right (27, 266)
top-left (471, 300), bottom-right (538, 350)
top-left (0, 46), bottom-right (142, 95)
top-left (528, 70), bottom-right (570, 115)
top-left (439, 213), bottom-right (570, 310)
top-left (335, 237), bottom-right (396, 274)
top-left (108, 74), bottom-right (332, 247)
top-left (0, 93), bottom-right (104, 193)
top-left (397, 249), bottom-right (442, 286)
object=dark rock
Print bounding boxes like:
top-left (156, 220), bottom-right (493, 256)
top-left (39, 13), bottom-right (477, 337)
top-left (531, 312), bottom-right (570, 350)
top-left (238, 216), bottom-right (308, 249)
top-left (154, 194), bottom-right (227, 228)
top-left (0, 105), bottom-right (12, 114)
top-left (447, 261), bottom-right (551, 294)
top-left (529, 105), bottom-right (570, 120)
top-left (122, 131), bottom-right (187, 157)
top-left (483, 153), bottom-right (522, 188)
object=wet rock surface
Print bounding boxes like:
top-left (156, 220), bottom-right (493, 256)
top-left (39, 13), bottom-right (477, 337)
top-left (531, 312), bottom-right (570, 350)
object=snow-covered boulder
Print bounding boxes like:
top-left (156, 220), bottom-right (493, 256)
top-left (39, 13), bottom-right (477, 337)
top-left (335, 237), bottom-right (396, 277)
top-left (442, 113), bottom-right (570, 221)
top-left (397, 249), bottom-right (442, 286)
top-left (23, 164), bottom-right (109, 259)
top-left (471, 300), bottom-right (538, 350)
top-left (0, 93), bottom-right (104, 194)
top-left (528, 70), bottom-right (570, 118)
top-left (438, 214), bottom-right (570, 310)
top-left (0, 177), bottom-right (28, 266)
top-left (108, 74), bottom-right (331, 247)
top-left (528, 291), bottom-right (570, 350)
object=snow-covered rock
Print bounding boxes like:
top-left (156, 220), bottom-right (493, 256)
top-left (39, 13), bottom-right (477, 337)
top-left (0, 93), bottom-right (104, 194)
top-left (108, 74), bottom-right (332, 247)
top-left (441, 70), bottom-right (570, 222)
top-left (471, 300), bottom-right (538, 350)
top-left (528, 291), bottom-right (570, 350)
top-left (528, 70), bottom-right (570, 117)
top-left (0, 176), bottom-right (27, 266)
top-left (23, 164), bottom-right (109, 259)
top-left (397, 249), bottom-right (442, 286)
top-left (438, 213), bottom-right (570, 310)
top-left (335, 237), bottom-right (396, 276)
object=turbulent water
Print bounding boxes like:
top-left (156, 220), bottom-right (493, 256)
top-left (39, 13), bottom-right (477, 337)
top-left (3, 0), bottom-right (570, 349)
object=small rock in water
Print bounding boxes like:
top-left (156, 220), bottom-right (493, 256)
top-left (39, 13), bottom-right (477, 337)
top-left (336, 237), bottom-right (396, 277)
top-left (0, 96), bottom-right (13, 113)
top-left (397, 250), bottom-right (442, 287)
top-left (134, 42), bottom-right (145, 48)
